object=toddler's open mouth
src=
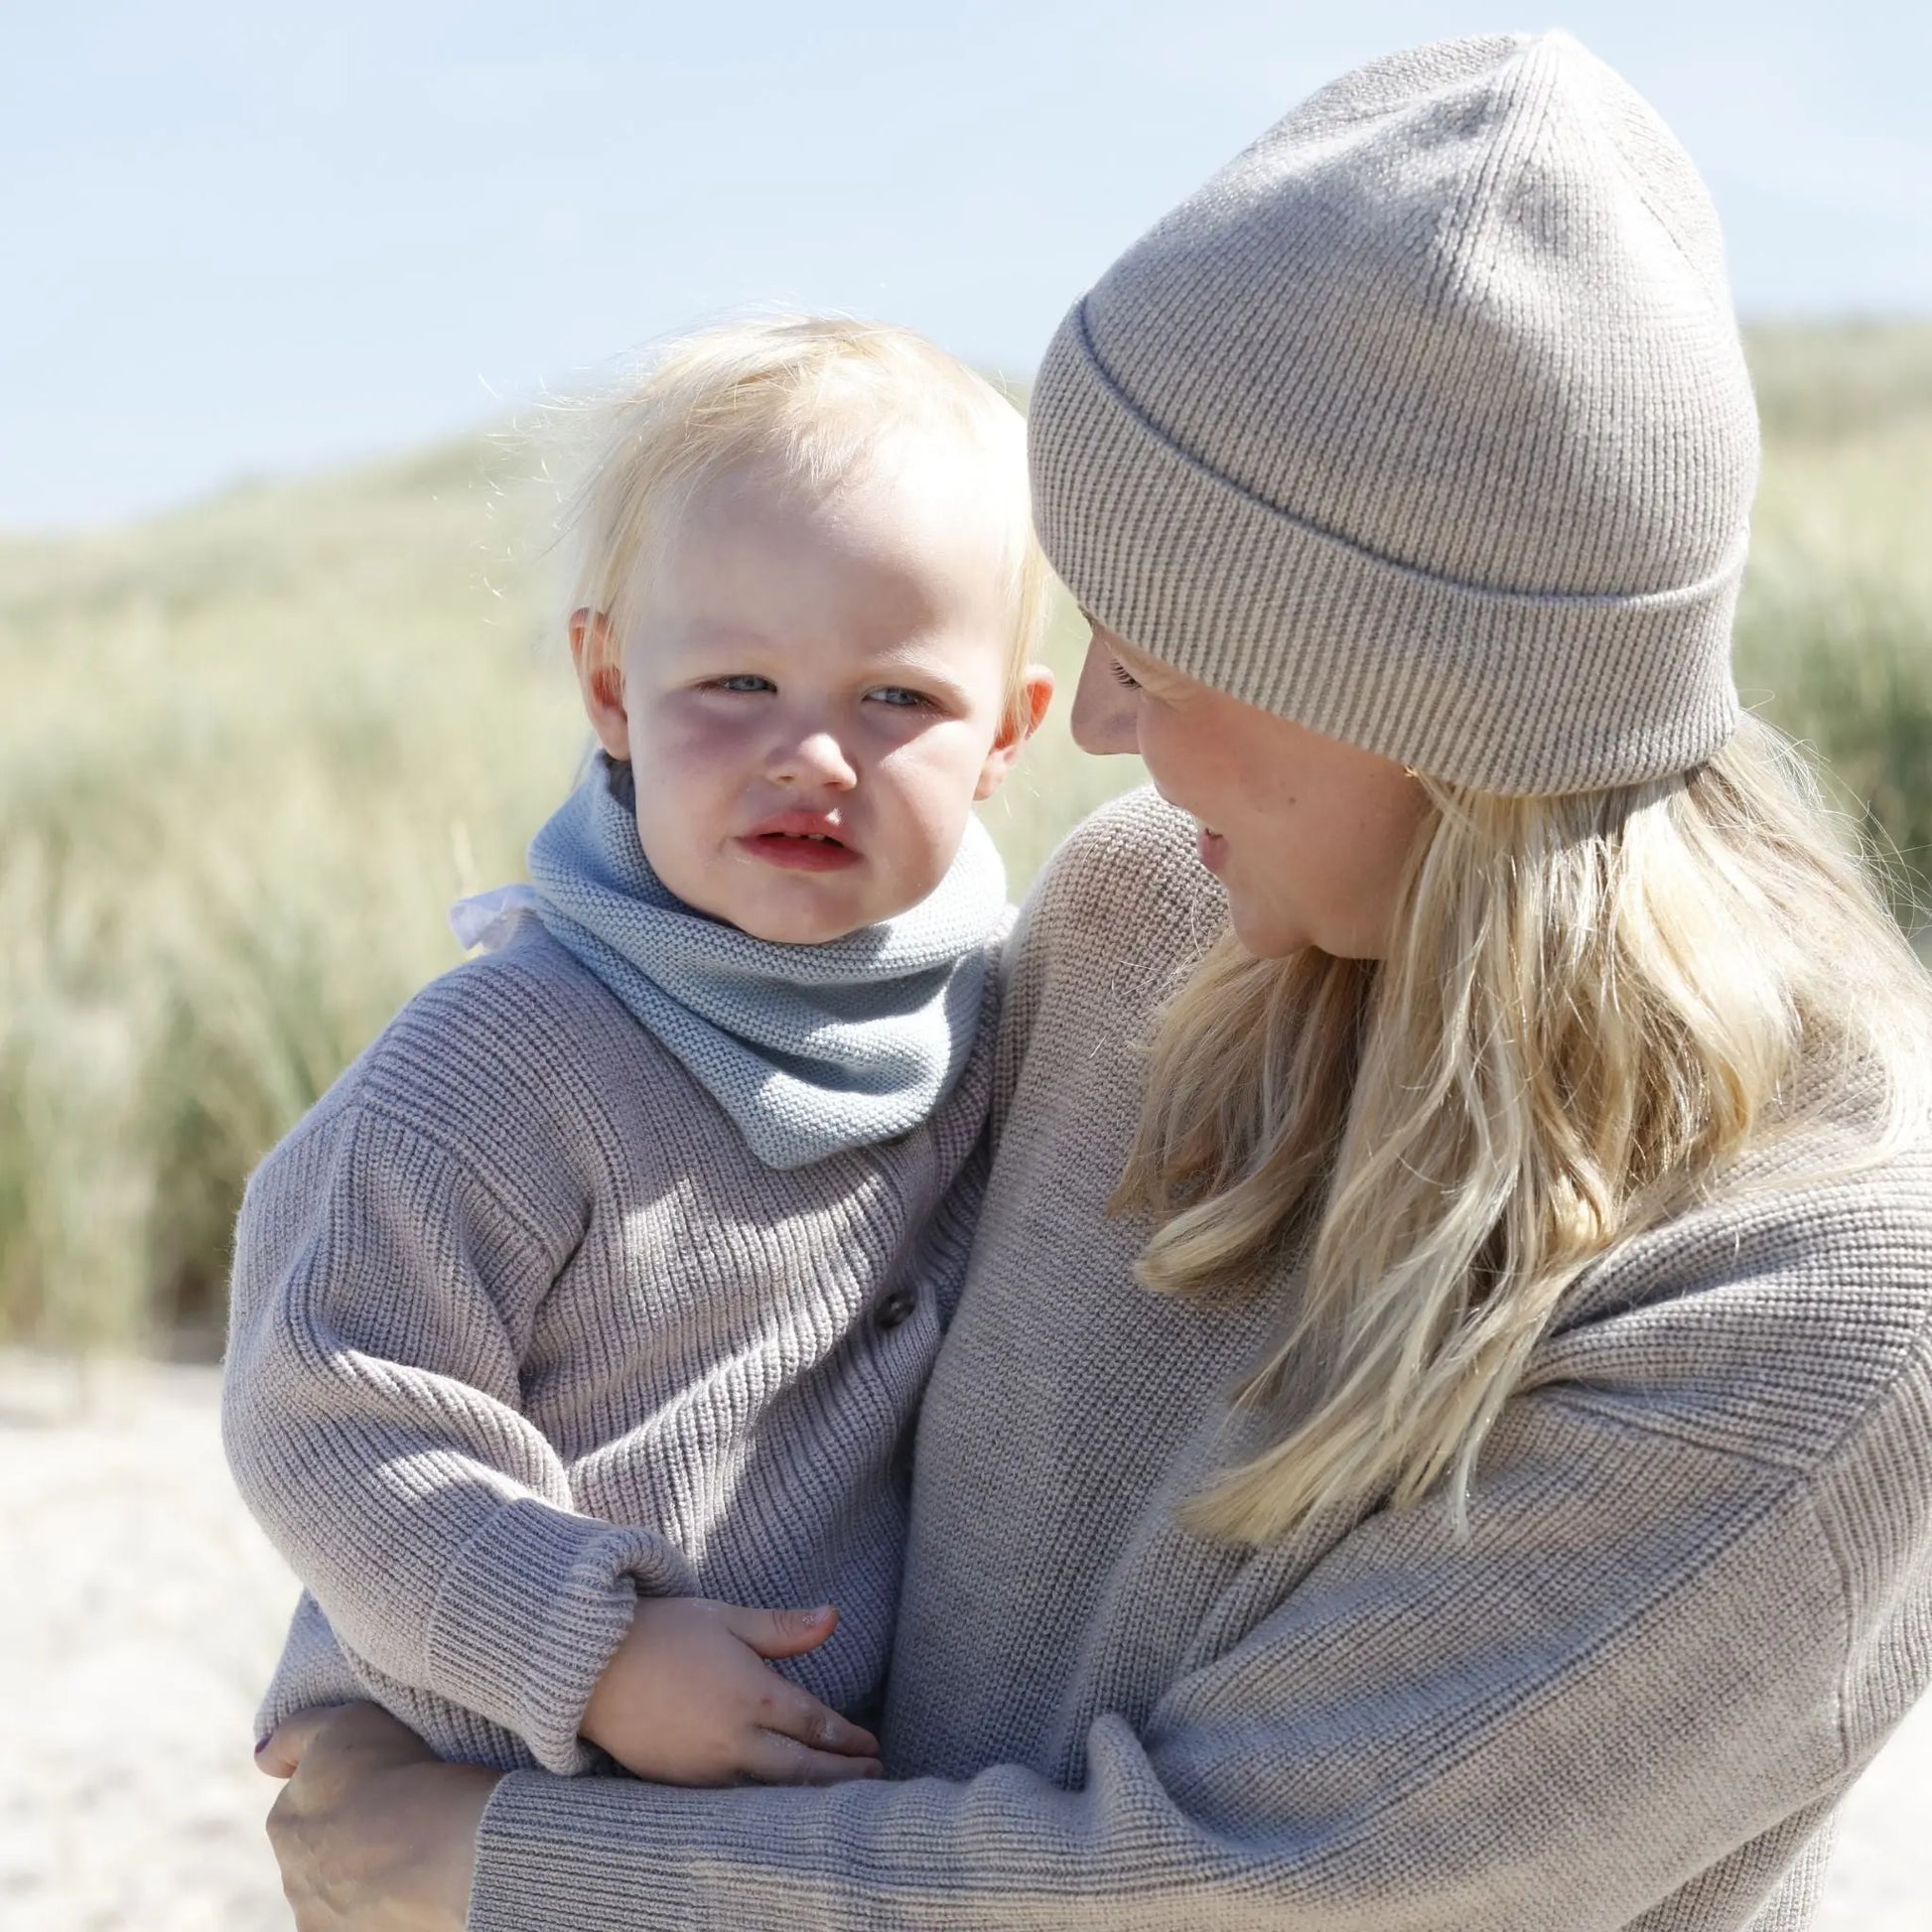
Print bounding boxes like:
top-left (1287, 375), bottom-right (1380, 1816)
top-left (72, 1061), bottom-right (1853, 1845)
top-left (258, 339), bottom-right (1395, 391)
top-left (740, 814), bottom-right (863, 873)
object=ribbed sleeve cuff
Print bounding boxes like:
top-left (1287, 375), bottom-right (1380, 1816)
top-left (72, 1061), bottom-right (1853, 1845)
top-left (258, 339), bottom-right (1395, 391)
top-left (426, 1495), bottom-right (699, 1775)
top-left (470, 1772), bottom-right (828, 1932)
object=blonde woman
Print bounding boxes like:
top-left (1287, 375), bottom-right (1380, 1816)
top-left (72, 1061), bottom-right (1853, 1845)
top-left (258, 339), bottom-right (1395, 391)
top-left (260, 32), bottom-right (1932, 1931)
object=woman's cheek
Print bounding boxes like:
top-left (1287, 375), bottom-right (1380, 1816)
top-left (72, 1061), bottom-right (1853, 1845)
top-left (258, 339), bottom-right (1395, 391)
top-left (1136, 702), bottom-right (1219, 821)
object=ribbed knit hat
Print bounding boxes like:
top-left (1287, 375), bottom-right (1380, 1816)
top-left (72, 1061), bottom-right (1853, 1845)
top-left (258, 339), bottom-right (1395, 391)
top-left (1030, 32), bottom-right (1760, 794)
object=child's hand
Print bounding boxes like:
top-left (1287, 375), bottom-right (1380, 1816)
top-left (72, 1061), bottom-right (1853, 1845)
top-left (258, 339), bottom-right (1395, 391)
top-left (580, 1596), bottom-right (882, 1786)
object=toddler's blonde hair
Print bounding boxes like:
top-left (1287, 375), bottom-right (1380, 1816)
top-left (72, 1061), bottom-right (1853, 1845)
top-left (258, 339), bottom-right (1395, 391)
top-left (564, 315), bottom-right (1048, 735)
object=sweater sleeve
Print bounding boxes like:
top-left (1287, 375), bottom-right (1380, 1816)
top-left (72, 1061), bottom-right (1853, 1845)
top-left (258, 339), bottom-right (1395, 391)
top-left (466, 1347), bottom-right (1932, 1930)
top-left (222, 1100), bottom-right (697, 1775)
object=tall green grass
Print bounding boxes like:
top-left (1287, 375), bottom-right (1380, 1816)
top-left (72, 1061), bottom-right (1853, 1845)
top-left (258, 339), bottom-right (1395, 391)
top-left (2, 325), bottom-right (1928, 1353)
top-left (1734, 324), bottom-right (1932, 918)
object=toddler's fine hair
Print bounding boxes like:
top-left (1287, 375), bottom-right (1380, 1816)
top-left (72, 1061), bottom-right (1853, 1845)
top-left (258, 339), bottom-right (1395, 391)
top-left (565, 315), bottom-right (1049, 734)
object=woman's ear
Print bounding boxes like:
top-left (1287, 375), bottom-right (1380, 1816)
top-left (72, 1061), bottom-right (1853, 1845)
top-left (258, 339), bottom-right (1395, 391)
top-left (974, 666), bottom-right (1056, 802)
top-left (569, 609), bottom-right (631, 759)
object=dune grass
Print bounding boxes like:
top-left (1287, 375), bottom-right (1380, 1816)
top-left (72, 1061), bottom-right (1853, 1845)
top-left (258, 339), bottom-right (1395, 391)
top-left (1734, 323), bottom-right (1932, 919)
top-left (2, 324), bottom-right (1928, 1353)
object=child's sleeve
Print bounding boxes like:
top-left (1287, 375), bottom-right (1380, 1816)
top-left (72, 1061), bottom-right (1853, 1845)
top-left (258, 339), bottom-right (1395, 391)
top-left (221, 1094), bottom-right (696, 1776)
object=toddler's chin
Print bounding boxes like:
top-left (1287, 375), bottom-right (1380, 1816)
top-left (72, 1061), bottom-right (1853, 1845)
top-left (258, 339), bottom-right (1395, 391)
top-left (737, 910), bottom-right (860, 946)
top-left (658, 842), bottom-right (940, 946)
top-left (731, 880), bottom-right (932, 948)
top-left (718, 887), bottom-right (879, 948)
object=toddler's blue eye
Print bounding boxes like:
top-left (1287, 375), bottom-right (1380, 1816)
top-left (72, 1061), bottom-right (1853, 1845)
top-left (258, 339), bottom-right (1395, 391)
top-left (869, 687), bottom-right (930, 709)
top-left (712, 674), bottom-right (775, 694)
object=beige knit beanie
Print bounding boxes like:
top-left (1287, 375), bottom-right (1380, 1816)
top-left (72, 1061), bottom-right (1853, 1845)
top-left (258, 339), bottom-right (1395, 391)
top-left (1030, 31), bottom-right (1760, 794)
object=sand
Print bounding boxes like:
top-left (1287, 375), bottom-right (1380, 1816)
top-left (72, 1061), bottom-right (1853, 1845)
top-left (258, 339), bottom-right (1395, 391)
top-left (2, 1352), bottom-right (1926, 1930)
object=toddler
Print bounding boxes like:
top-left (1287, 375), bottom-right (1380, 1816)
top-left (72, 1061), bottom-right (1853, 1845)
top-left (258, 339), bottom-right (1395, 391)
top-left (222, 317), bottom-right (1052, 1785)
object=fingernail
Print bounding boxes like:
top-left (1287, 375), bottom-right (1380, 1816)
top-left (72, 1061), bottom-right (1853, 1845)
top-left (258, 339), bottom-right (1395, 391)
top-left (253, 1734), bottom-right (273, 1756)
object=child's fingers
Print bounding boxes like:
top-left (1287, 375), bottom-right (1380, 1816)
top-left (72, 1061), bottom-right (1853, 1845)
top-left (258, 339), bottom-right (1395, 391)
top-left (740, 1729), bottom-right (885, 1786)
top-left (722, 1601), bottom-right (839, 1660)
top-left (751, 1679), bottom-right (879, 1758)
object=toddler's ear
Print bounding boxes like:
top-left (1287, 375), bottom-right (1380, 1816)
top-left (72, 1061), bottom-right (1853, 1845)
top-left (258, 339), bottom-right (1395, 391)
top-left (974, 666), bottom-right (1055, 802)
top-left (570, 609), bottom-right (631, 759)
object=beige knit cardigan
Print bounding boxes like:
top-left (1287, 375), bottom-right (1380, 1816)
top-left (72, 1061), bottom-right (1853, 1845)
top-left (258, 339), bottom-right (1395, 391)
top-left (470, 787), bottom-right (1932, 1931)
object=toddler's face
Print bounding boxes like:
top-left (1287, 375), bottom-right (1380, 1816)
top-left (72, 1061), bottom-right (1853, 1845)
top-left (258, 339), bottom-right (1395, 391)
top-left (577, 453), bottom-right (1041, 944)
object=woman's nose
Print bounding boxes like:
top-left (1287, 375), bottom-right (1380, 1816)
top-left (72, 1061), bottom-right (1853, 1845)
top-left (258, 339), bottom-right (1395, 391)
top-left (1069, 636), bottom-right (1141, 757)
top-left (766, 727), bottom-right (858, 789)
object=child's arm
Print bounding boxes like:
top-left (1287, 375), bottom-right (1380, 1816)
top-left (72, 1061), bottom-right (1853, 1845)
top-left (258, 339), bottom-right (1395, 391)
top-left (224, 1100), bottom-right (862, 1782)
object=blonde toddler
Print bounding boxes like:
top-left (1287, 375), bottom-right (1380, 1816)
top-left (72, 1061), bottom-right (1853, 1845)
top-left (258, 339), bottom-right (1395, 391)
top-left (223, 317), bottom-right (1052, 1787)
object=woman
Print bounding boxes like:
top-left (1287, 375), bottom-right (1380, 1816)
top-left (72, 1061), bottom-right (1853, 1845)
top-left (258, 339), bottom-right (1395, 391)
top-left (261, 31), bottom-right (1932, 1930)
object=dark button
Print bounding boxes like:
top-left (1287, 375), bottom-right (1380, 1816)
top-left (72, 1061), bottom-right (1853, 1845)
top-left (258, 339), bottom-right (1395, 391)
top-left (874, 1287), bottom-right (917, 1332)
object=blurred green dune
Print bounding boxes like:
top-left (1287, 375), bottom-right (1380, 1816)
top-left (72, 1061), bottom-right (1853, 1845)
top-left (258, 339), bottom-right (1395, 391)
top-left (3, 323), bottom-right (1930, 1352)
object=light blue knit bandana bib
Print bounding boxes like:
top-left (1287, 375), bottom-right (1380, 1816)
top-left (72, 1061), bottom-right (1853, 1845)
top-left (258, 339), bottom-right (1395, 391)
top-left (454, 756), bottom-right (1008, 1171)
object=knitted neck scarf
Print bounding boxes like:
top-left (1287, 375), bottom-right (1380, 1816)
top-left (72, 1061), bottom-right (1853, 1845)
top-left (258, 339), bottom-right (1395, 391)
top-left (453, 756), bottom-right (1008, 1171)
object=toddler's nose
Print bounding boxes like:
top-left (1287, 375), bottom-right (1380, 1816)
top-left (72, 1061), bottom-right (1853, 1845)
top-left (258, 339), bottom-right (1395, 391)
top-left (767, 729), bottom-right (858, 790)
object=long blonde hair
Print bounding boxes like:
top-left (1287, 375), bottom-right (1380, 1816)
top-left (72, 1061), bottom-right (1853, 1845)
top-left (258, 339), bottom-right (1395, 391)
top-left (1115, 716), bottom-right (1932, 1545)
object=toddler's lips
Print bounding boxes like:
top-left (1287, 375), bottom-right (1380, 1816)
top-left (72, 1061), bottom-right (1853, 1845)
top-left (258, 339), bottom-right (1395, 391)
top-left (738, 829), bottom-right (863, 873)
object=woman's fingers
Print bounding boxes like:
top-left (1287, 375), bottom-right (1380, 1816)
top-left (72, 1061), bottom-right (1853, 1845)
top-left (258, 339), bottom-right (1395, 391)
top-left (750, 1678), bottom-right (879, 1757)
top-left (723, 1600), bottom-right (839, 1660)
top-left (263, 1709), bottom-right (494, 1932)
top-left (256, 1704), bottom-right (357, 1779)
top-left (740, 1727), bottom-right (884, 1786)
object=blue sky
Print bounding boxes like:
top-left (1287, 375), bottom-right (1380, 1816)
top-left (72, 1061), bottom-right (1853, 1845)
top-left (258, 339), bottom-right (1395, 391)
top-left (5, 0), bottom-right (1927, 529)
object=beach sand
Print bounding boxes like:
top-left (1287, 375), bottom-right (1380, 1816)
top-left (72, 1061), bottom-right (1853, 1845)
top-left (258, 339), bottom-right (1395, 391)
top-left (2, 1352), bottom-right (1926, 1930)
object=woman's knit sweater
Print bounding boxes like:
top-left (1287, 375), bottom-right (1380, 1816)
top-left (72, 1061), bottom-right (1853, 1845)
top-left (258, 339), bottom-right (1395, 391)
top-left (223, 913), bottom-right (998, 1775)
top-left (467, 786), bottom-right (1932, 1931)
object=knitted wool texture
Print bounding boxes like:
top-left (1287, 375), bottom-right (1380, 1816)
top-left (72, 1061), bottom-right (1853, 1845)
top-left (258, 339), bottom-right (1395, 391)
top-left (225, 911), bottom-right (1000, 1776)
top-left (1029, 32), bottom-right (1760, 794)
top-left (467, 789), bottom-right (1932, 1931)
top-left (522, 755), bottom-right (1008, 1170)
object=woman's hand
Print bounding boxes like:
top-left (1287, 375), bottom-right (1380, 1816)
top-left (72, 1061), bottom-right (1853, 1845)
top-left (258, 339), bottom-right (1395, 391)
top-left (581, 1596), bottom-right (883, 1785)
top-left (259, 1704), bottom-right (500, 1932)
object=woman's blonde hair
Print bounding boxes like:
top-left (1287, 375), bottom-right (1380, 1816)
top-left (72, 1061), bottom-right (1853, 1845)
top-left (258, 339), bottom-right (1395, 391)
top-left (563, 315), bottom-right (1048, 734)
top-left (1116, 716), bottom-right (1932, 1545)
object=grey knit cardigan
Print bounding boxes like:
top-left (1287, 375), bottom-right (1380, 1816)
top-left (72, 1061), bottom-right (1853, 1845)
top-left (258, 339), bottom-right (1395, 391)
top-left (469, 788), bottom-right (1932, 1931)
top-left (223, 913), bottom-right (999, 1774)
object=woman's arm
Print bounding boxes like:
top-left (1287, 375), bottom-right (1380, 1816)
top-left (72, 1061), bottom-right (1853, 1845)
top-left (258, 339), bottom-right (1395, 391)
top-left (272, 1331), bottom-right (1931, 1931)
top-left (466, 1397), bottom-right (1859, 1930)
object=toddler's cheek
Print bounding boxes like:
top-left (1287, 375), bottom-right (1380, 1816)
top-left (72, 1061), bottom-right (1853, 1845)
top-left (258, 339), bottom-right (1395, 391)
top-left (879, 803), bottom-right (972, 912)
top-left (633, 809), bottom-right (727, 920)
